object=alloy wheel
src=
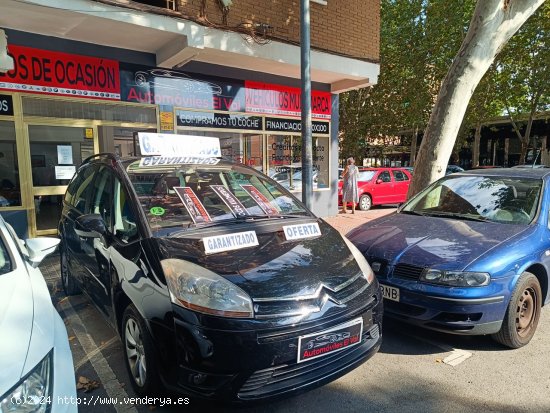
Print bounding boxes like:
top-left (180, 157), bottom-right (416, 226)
top-left (125, 318), bottom-right (147, 387)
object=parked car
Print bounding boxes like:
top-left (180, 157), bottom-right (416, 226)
top-left (0, 215), bottom-right (77, 412)
top-left (58, 137), bottom-right (382, 402)
top-left (445, 165), bottom-right (464, 174)
top-left (512, 164), bottom-right (550, 169)
top-left (338, 167), bottom-right (413, 211)
top-left (271, 165), bottom-right (319, 191)
top-left (347, 168), bottom-right (550, 348)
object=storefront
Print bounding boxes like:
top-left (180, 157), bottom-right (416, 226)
top-left (0, 39), bottom-right (337, 237)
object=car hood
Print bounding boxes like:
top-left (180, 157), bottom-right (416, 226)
top-left (347, 213), bottom-right (530, 270)
top-left (155, 219), bottom-right (361, 299)
top-left (0, 269), bottom-right (34, 394)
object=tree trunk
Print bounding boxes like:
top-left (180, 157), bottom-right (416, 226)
top-left (519, 141), bottom-right (529, 165)
top-left (407, 0), bottom-right (545, 198)
top-left (472, 123), bottom-right (481, 168)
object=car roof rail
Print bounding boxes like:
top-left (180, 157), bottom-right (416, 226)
top-left (82, 152), bottom-right (121, 165)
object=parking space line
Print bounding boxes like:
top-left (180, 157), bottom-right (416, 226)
top-left (443, 349), bottom-right (473, 366)
top-left (399, 330), bottom-right (473, 366)
top-left (74, 336), bottom-right (120, 370)
top-left (59, 298), bottom-right (138, 413)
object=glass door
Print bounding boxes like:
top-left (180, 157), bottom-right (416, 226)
top-left (28, 124), bottom-right (97, 234)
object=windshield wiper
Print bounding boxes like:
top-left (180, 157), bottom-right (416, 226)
top-left (419, 211), bottom-right (488, 222)
top-left (172, 214), bottom-right (308, 233)
top-left (400, 210), bottom-right (427, 216)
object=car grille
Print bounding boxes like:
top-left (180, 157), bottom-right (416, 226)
top-left (392, 263), bottom-right (425, 280)
top-left (253, 273), bottom-right (370, 319)
top-left (238, 324), bottom-right (381, 399)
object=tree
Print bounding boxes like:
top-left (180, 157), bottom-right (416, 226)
top-left (494, 2), bottom-right (550, 165)
top-left (339, 0), bottom-right (477, 166)
top-left (408, 0), bottom-right (546, 198)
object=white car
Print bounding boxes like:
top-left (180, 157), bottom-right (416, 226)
top-left (0, 216), bottom-right (77, 413)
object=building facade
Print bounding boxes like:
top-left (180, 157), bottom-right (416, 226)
top-left (0, 0), bottom-right (380, 237)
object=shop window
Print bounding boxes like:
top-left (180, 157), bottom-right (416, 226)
top-left (177, 129), bottom-right (263, 172)
top-left (267, 135), bottom-right (329, 192)
top-left (0, 121), bottom-right (20, 207)
top-left (29, 125), bottom-right (93, 187)
top-left (22, 97), bottom-right (156, 124)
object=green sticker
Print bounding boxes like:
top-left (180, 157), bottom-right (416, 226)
top-left (150, 206), bottom-right (165, 216)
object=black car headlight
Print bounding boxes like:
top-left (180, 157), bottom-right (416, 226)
top-left (342, 237), bottom-right (375, 284)
top-left (0, 350), bottom-right (53, 413)
top-left (420, 269), bottom-right (491, 287)
top-left (161, 259), bottom-right (254, 318)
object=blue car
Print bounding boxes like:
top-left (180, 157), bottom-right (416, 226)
top-left (347, 168), bottom-right (549, 348)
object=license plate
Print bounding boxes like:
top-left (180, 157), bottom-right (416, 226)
top-left (380, 283), bottom-right (400, 302)
top-left (297, 318), bottom-right (363, 363)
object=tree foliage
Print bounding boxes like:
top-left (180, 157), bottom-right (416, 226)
top-left (340, 0), bottom-right (547, 179)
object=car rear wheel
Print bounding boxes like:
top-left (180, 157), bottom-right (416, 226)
top-left (60, 242), bottom-right (81, 296)
top-left (492, 272), bottom-right (542, 349)
top-left (122, 304), bottom-right (159, 396)
top-left (359, 194), bottom-right (372, 211)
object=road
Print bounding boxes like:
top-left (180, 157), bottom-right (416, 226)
top-left (40, 207), bottom-right (550, 413)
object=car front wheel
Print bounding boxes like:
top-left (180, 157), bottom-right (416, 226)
top-left (122, 304), bottom-right (159, 395)
top-left (359, 194), bottom-right (372, 211)
top-left (492, 272), bottom-right (542, 349)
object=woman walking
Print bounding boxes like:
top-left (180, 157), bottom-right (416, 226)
top-left (341, 157), bottom-right (359, 214)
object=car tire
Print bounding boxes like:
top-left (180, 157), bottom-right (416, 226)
top-left (492, 272), bottom-right (542, 349)
top-left (122, 304), bottom-right (159, 396)
top-left (60, 241), bottom-right (81, 296)
top-left (359, 194), bottom-right (372, 211)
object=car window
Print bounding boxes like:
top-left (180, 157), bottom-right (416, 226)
top-left (358, 171), bottom-right (376, 181)
top-left (113, 178), bottom-right (139, 243)
top-left (127, 162), bottom-right (309, 234)
top-left (404, 175), bottom-right (542, 225)
top-left (66, 165), bottom-right (96, 214)
top-left (90, 166), bottom-right (114, 229)
top-left (379, 171), bottom-right (391, 183)
top-left (392, 171), bottom-right (408, 182)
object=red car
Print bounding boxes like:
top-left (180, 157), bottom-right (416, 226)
top-left (338, 167), bottom-right (413, 211)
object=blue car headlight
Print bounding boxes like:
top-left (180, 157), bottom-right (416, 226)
top-left (420, 269), bottom-right (491, 287)
top-left (0, 350), bottom-right (53, 413)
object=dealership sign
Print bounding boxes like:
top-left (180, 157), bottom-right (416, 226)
top-left (0, 45), bottom-right (120, 100)
top-left (245, 81), bottom-right (331, 120)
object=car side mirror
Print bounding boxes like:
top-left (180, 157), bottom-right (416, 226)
top-left (25, 237), bottom-right (60, 268)
top-left (75, 214), bottom-right (107, 239)
top-left (376, 179), bottom-right (383, 184)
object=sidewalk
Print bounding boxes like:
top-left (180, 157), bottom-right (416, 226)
top-left (323, 206), bottom-right (396, 235)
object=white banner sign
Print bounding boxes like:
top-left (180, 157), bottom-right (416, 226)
top-left (203, 231), bottom-right (259, 254)
top-left (282, 222), bottom-right (321, 240)
top-left (138, 132), bottom-right (221, 157)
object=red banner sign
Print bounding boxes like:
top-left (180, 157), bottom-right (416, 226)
top-left (0, 45), bottom-right (120, 100)
top-left (245, 81), bottom-right (331, 120)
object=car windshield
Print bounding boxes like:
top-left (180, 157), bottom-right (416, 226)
top-left (0, 235), bottom-right (12, 275)
top-left (126, 159), bottom-right (309, 234)
top-left (402, 175), bottom-right (542, 225)
top-left (358, 171), bottom-right (376, 181)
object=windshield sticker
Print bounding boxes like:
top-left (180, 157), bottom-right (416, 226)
top-left (173, 187), bottom-right (212, 224)
top-left (139, 156), bottom-right (220, 167)
top-left (240, 185), bottom-right (279, 215)
top-left (150, 206), bottom-right (166, 216)
top-left (283, 223), bottom-right (321, 241)
top-left (210, 185), bottom-right (249, 218)
top-left (203, 231), bottom-right (259, 254)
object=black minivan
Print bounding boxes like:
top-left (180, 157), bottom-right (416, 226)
top-left (58, 143), bottom-right (382, 402)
